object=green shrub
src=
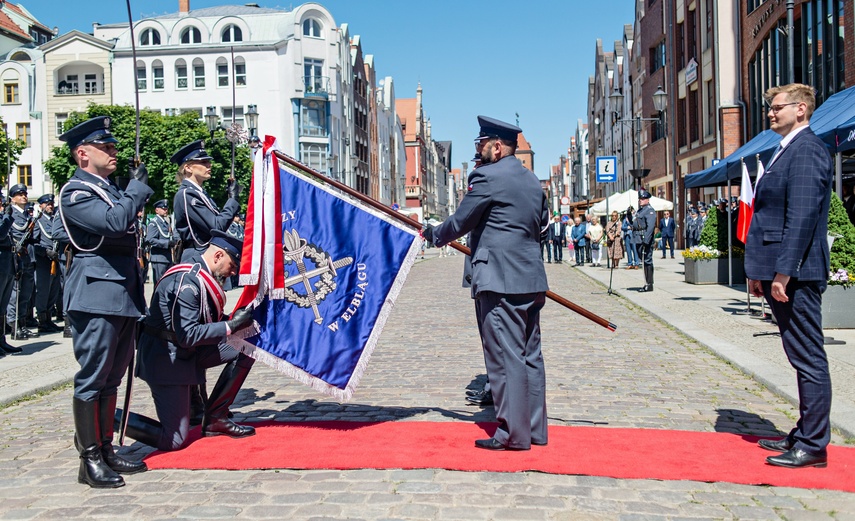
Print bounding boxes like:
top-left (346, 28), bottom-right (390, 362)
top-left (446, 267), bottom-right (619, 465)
top-left (699, 208), bottom-right (741, 257)
top-left (828, 194), bottom-right (855, 277)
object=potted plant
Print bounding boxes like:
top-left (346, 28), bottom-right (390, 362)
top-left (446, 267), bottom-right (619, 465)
top-left (683, 208), bottom-right (745, 284)
top-left (822, 195), bottom-right (855, 328)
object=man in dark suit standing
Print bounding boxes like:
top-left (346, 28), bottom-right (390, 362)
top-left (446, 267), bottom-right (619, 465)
top-left (746, 83), bottom-right (833, 469)
top-left (546, 215), bottom-right (566, 263)
top-left (659, 210), bottom-right (675, 259)
top-left (424, 116), bottom-right (549, 451)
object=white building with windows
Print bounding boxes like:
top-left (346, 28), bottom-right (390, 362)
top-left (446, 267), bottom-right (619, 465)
top-left (0, 47), bottom-right (43, 193)
top-left (97, 2), bottom-right (352, 184)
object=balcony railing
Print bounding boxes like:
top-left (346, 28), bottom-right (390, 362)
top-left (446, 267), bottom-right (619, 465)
top-left (303, 76), bottom-right (330, 98)
top-left (56, 86), bottom-right (103, 96)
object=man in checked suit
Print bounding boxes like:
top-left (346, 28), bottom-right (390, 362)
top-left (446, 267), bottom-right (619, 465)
top-left (746, 83), bottom-right (833, 469)
top-left (423, 115), bottom-right (549, 451)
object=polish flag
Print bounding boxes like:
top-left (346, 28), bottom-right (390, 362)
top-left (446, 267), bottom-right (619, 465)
top-left (736, 160), bottom-right (754, 244)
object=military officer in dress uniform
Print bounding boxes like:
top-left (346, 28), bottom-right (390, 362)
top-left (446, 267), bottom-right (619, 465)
top-left (172, 140), bottom-right (241, 264)
top-left (631, 189), bottom-right (657, 292)
top-left (423, 116), bottom-right (549, 451)
top-left (58, 116), bottom-right (152, 488)
top-left (120, 231), bottom-right (255, 451)
top-left (32, 194), bottom-right (63, 333)
top-left (6, 184), bottom-right (38, 341)
top-left (0, 193), bottom-right (22, 356)
top-left (145, 199), bottom-right (176, 284)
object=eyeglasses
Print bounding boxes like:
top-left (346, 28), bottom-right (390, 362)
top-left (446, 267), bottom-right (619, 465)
top-left (768, 102), bottom-right (798, 114)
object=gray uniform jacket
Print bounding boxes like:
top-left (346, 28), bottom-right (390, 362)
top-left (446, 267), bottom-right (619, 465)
top-left (146, 216), bottom-right (173, 263)
top-left (633, 205), bottom-right (657, 246)
top-left (137, 262), bottom-right (228, 386)
top-left (59, 168), bottom-right (153, 317)
top-left (33, 213), bottom-right (56, 257)
top-left (174, 179), bottom-right (239, 258)
top-left (433, 155), bottom-right (549, 297)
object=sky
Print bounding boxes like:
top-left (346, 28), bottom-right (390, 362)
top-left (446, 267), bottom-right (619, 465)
top-left (21, 0), bottom-right (636, 180)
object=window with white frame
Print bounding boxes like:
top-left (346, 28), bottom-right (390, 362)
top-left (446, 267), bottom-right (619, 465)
top-left (192, 59), bottom-right (205, 88)
top-left (300, 143), bottom-right (327, 172)
top-left (222, 106), bottom-right (244, 127)
top-left (55, 113), bottom-right (67, 136)
top-left (140, 28), bottom-right (160, 46)
top-left (217, 58), bottom-right (229, 87)
top-left (175, 59), bottom-right (188, 89)
top-left (300, 100), bottom-right (326, 136)
top-left (235, 58), bottom-right (246, 86)
top-left (181, 26), bottom-right (202, 44)
top-left (84, 73), bottom-right (98, 94)
top-left (222, 25), bottom-right (242, 42)
top-left (304, 59), bottom-right (323, 92)
top-left (152, 61), bottom-right (164, 90)
top-left (302, 18), bottom-right (321, 37)
top-left (181, 107), bottom-right (203, 119)
top-left (65, 74), bottom-right (79, 94)
top-left (136, 62), bottom-right (146, 91)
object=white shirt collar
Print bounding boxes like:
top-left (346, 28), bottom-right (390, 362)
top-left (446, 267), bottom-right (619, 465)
top-left (779, 124), bottom-right (809, 150)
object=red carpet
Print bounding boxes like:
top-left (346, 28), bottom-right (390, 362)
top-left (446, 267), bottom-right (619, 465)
top-left (144, 421), bottom-right (855, 492)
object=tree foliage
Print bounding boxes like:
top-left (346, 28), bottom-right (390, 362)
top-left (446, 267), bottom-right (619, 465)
top-left (0, 116), bottom-right (28, 186)
top-left (43, 104), bottom-right (252, 212)
top-left (828, 193), bottom-right (855, 276)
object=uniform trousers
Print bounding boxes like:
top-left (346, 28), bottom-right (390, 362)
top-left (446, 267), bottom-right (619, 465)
top-left (6, 262), bottom-right (34, 326)
top-left (147, 344), bottom-right (251, 451)
top-left (761, 279), bottom-right (831, 455)
top-left (150, 262), bottom-right (171, 285)
top-left (476, 290), bottom-right (547, 449)
top-left (34, 255), bottom-right (61, 313)
top-left (69, 312), bottom-right (137, 401)
top-left (638, 241), bottom-right (654, 267)
top-left (0, 254), bottom-right (14, 316)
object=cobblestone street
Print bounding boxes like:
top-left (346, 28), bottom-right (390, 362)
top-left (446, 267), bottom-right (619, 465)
top-left (1, 253), bottom-right (854, 520)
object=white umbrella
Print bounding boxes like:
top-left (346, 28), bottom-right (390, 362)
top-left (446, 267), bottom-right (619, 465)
top-left (589, 189), bottom-right (674, 216)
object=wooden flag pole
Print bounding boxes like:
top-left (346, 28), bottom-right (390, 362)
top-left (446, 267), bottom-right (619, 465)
top-left (272, 150), bottom-right (617, 332)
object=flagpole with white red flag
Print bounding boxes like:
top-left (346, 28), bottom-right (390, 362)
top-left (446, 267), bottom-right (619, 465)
top-left (737, 158), bottom-right (755, 244)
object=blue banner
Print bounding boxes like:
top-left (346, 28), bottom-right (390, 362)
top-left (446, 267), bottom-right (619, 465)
top-left (230, 166), bottom-right (420, 401)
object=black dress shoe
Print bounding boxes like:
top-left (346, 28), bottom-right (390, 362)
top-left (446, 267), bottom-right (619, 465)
top-left (10, 327), bottom-right (29, 340)
top-left (202, 418), bottom-right (256, 438)
top-left (466, 391), bottom-right (494, 406)
top-left (0, 342), bottom-right (23, 354)
top-left (475, 438), bottom-right (507, 451)
top-left (766, 448), bottom-right (827, 468)
top-left (758, 437), bottom-right (794, 453)
top-left (465, 388), bottom-right (485, 397)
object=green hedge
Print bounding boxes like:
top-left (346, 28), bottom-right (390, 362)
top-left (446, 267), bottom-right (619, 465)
top-left (828, 193), bottom-right (855, 276)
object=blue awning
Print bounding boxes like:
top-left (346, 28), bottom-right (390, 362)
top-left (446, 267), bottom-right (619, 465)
top-left (684, 130), bottom-right (781, 188)
top-left (685, 84), bottom-right (855, 188)
top-left (834, 115), bottom-right (855, 153)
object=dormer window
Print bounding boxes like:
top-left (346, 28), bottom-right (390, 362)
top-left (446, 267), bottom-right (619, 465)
top-left (180, 27), bottom-right (202, 44)
top-left (140, 28), bottom-right (160, 46)
top-left (302, 18), bottom-right (321, 38)
top-left (222, 25), bottom-right (242, 42)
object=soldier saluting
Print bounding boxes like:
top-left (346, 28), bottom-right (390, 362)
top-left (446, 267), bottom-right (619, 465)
top-left (58, 116), bottom-right (152, 488)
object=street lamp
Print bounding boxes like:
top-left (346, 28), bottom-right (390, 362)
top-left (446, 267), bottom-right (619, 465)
top-left (205, 106), bottom-right (219, 139)
top-left (245, 104), bottom-right (259, 137)
top-left (608, 89), bottom-right (667, 189)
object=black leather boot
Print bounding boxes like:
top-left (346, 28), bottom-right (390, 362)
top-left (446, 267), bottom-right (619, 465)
top-left (38, 312), bottom-right (63, 333)
top-left (0, 315), bottom-right (21, 354)
top-left (99, 395), bottom-right (147, 474)
top-left (73, 398), bottom-right (124, 488)
top-left (10, 326), bottom-right (31, 340)
top-left (63, 323), bottom-right (73, 338)
top-left (202, 358), bottom-right (255, 438)
top-left (115, 409), bottom-right (165, 450)
top-left (189, 384), bottom-right (206, 426)
top-left (638, 265), bottom-right (654, 292)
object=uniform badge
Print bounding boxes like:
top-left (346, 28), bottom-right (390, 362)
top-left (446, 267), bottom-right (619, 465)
top-left (467, 184), bottom-right (473, 192)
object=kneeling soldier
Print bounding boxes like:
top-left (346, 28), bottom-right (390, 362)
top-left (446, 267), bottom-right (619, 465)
top-left (120, 230), bottom-right (255, 451)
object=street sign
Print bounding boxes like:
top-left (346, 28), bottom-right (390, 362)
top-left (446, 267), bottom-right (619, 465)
top-left (560, 196), bottom-right (570, 205)
top-left (560, 215), bottom-right (570, 223)
top-left (560, 204), bottom-right (571, 214)
top-left (711, 158), bottom-right (720, 166)
top-left (391, 203), bottom-right (400, 211)
top-left (596, 156), bottom-right (618, 183)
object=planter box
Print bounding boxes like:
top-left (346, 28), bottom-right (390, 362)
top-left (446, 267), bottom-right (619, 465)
top-left (684, 257), bottom-right (745, 285)
top-left (822, 285), bottom-right (855, 329)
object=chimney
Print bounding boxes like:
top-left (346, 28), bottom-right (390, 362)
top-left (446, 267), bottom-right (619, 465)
top-left (179, 0), bottom-right (190, 13)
